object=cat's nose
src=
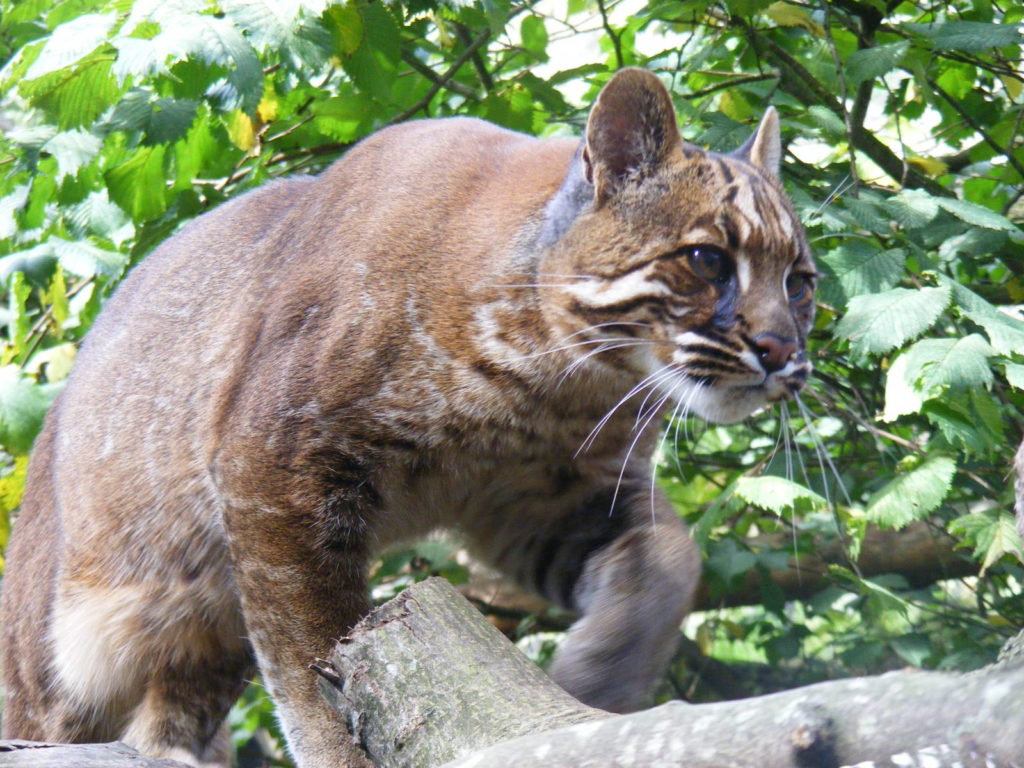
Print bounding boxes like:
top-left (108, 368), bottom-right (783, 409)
top-left (752, 333), bottom-right (798, 373)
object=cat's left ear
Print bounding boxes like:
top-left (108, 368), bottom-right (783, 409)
top-left (584, 68), bottom-right (680, 204)
top-left (734, 107), bottom-right (782, 177)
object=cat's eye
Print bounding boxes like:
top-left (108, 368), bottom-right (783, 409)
top-left (686, 246), bottom-right (733, 285)
top-left (786, 272), bottom-right (814, 302)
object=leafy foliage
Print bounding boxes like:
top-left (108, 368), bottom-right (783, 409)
top-left (1, 0), bottom-right (1023, 760)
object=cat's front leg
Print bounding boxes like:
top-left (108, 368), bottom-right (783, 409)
top-left (475, 482), bottom-right (701, 713)
top-left (217, 456), bottom-right (377, 768)
top-left (544, 485), bottom-right (700, 713)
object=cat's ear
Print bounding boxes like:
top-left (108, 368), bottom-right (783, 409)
top-left (735, 107), bottom-right (782, 177)
top-left (584, 68), bottom-right (680, 204)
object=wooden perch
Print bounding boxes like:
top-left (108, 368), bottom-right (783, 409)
top-left (320, 577), bottom-right (1024, 768)
top-left (0, 740), bottom-right (191, 767)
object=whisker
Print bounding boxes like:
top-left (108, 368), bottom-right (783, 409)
top-left (650, 380), bottom-right (691, 526)
top-left (576, 366), bottom-right (678, 457)
top-left (610, 387), bottom-right (675, 517)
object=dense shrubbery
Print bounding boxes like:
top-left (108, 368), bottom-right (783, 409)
top-left (1, 0), bottom-right (1022, 761)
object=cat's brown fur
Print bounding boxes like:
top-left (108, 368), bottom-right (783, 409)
top-left (1, 68), bottom-right (814, 768)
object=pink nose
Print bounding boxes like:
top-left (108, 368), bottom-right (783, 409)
top-left (753, 333), bottom-right (798, 373)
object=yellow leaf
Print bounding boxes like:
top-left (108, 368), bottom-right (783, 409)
top-left (719, 90), bottom-right (753, 121)
top-left (257, 90), bottom-right (279, 124)
top-left (907, 155), bottom-right (949, 177)
top-left (226, 110), bottom-right (255, 152)
top-left (0, 455), bottom-right (29, 516)
top-left (1000, 74), bottom-right (1022, 101)
top-left (765, 1), bottom-right (825, 36)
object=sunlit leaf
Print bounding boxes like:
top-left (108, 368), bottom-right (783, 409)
top-left (835, 285), bottom-right (950, 356)
top-left (865, 456), bottom-right (956, 529)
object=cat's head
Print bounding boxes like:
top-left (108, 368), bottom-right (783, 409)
top-left (540, 68), bottom-right (815, 424)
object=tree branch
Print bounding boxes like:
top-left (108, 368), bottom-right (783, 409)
top-left (320, 578), bottom-right (1024, 768)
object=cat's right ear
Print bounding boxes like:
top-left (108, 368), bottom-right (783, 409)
top-left (584, 68), bottom-right (680, 205)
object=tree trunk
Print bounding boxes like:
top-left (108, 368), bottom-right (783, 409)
top-left (320, 577), bottom-right (1024, 768)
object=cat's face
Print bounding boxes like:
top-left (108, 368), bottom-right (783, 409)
top-left (540, 70), bottom-right (814, 424)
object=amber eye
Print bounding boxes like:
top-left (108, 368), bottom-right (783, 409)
top-left (686, 246), bottom-right (733, 285)
top-left (786, 272), bottom-right (813, 302)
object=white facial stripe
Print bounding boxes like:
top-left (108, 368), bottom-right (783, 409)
top-left (735, 254), bottom-right (752, 293)
top-left (563, 267), bottom-right (669, 308)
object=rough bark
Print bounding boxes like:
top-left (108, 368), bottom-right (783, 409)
top-left (320, 577), bottom-right (1024, 768)
top-left (0, 740), bottom-right (191, 767)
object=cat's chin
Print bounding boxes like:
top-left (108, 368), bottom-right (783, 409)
top-left (689, 386), bottom-right (771, 424)
top-left (683, 378), bottom-right (804, 424)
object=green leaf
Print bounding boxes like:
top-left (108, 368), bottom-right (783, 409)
top-left (323, 4), bottom-right (363, 56)
top-left (835, 285), bottom-right (950, 356)
top-left (23, 12), bottom-right (116, 80)
top-left (50, 236), bottom-right (127, 278)
top-left (949, 510), bottom-right (1024, 573)
top-left (865, 456), bottom-right (956, 529)
top-left (343, 2), bottom-right (400, 103)
top-left (520, 15), bottom-right (549, 61)
top-left (884, 189), bottom-right (940, 229)
top-left (901, 334), bottom-right (994, 392)
top-left (733, 476), bottom-right (826, 515)
top-left (21, 55), bottom-right (121, 129)
top-left (7, 273), bottom-right (32, 359)
top-left (818, 243), bottom-right (904, 306)
top-left (936, 198), bottom-right (1019, 231)
top-left (41, 130), bottom-right (103, 180)
top-left (0, 365), bottom-right (57, 454)
top-left (220, 0), bottom-right (330, 69)
top-left (923, 400), bottom-right (990, 456)
top-left (904, 20), bottom-right (1024, 53)
top-left (706, 538), bottom-right (758, 583)
top-left (104, 144), bottom-right (168, 222)
top-left (846, 41), bottom-right (909, 86)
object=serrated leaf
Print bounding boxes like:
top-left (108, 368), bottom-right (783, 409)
top-left (24, 13), bottom-right (116, 80)
top-left (818, 242), bottom-right (904, 306)
top-left (961, 308), bottom-right (1024, 357)
top-left (41, 130), bottom-right (103, 181)
top-left (835, 285), bottom-right (950, 356)
top-left (885, 189), bottom-right (940, 229)
top-left (104, 145), bottom-right (168, 222)
top-left (949, 511), bottom-right (1024, 574)
top-left (936, 198), bottom-right (1019, 232)
top-left (734, 476), bottom-right (826, 515)
top-left (847, 41), bottom-right (909, 86)
top-left (0, 365), bottom-right (57, 454)
top-left (904, 20), bottom-right (1024, 53)
top-left (342, 3), bottom-right (400, 103)
top-left (22, 56), bottom-right (121, 129)
top-left (865, 456), bottom-right (956, 529)
top-left (221, 0), bottom-right (330, 69)
top-left (50, 236), bottom-right (127, 278)
top-left (901, 334), bottom-right (994, 392)
top-left (923, 400), bottom-right (989, 456)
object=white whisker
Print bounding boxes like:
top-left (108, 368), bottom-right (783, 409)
top-left (576, 366), bottom-right (678, 457)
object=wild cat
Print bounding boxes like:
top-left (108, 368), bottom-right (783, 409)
top-left (1, 68), bottom-right (814, 767)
